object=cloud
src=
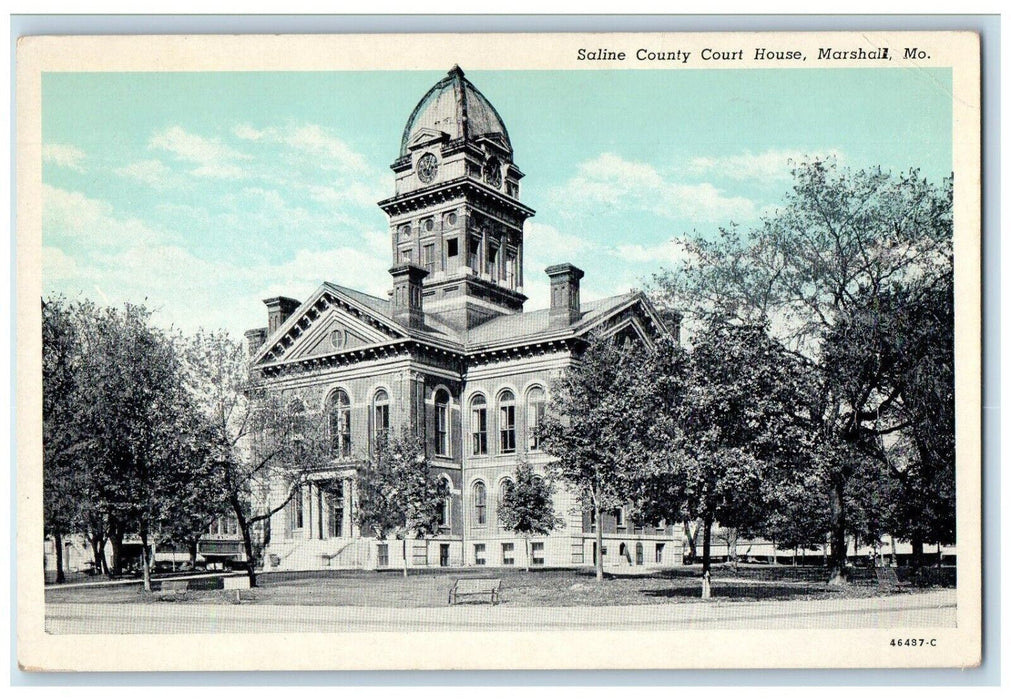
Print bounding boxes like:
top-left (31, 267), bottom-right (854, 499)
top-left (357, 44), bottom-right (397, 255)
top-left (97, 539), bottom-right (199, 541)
top-left (113, 159), bottom-right (174, 188)
top-left (688, 149), bottom-right (845, 181)
top-left (555, 152), bottom-right (756, 222)
top-left (524, 222), bottom-right (588, 263)
top-left (235, 123), bottom-right (370, 175)
top-left (42, 246), bottom-right (79, 280)
top-left (611, 238), bottom-right (695, 266)
top-left (42, 143), bottom-right (86, 172)
top-left (150, 126), bottom-right (250, 179)
top-left (43, 184), bottom-right (162, 247)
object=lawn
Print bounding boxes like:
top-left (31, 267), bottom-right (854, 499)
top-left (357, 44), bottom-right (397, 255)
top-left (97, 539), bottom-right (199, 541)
top-left (44, 564), bottom-right (940, 608)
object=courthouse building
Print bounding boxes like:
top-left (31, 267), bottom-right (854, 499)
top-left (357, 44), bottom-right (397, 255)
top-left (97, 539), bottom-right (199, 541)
top-left (245, 67), bottom-right (682, 571)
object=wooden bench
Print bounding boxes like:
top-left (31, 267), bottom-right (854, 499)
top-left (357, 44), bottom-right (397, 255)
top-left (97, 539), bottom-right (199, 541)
top-left (448, 577), bottom-right (501, 606)
top-left (158, 579), bottom-right (190, 599)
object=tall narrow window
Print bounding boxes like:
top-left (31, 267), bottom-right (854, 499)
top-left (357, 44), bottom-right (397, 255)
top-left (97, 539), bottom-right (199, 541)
top-left (434, 389), bottom-right (450, 457)
top-left (498, 390), bottom-right (516, 453)
top-left (422, 243), bottom-right (435, 274)
top-left (473, 481), bottom-right (487, 526)
top-left (438, 476), bottom-right (452, 528)
top-left (288, 399), bottom-right (306, 461)
top-left (373, 389), bottom-right (390, 444)
top-left (470, 394), bottom-right (488, 456)
top-left (327, 485), bottom-right (343, 538)
top-left (468, 236), bottom-right (480, 271)
top-left (329, 389), bottom-right (352, 458)
top-left (291, 486), bottom-right (304, 531)
top-left (526, 386), bottom-right (546, 451)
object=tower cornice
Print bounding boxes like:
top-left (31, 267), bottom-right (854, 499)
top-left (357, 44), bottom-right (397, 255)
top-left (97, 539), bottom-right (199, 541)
top-left (377, 176), bottom-right (535, 219)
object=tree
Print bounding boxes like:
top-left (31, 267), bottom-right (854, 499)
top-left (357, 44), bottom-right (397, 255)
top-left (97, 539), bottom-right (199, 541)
top-left (539, 334), bottom-right (642, 582)
top-left (54, 301), bottom-right (205, 591)
top-left (181, 330), bottom-right (329, 587)
top-left (157, 419), bottom-right (230, 569)
top-left (629, 323), bottom-right (809, 598)
top-left (655, 159), bottom-right (953, 583)
top-left (498, 462), bottom-right (564, 571)
top-left (42, 298), bottom-right (92, 582)
top-left (354, 428), bottom-right (449, 577)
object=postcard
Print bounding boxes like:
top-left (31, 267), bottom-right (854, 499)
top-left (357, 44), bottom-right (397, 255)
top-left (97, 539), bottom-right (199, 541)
top-left (16, 31), bottom-right (981, 671)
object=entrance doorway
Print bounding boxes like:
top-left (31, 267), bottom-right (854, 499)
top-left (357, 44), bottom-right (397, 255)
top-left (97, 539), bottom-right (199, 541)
top-left (440, 543), bottom-right (450, 567)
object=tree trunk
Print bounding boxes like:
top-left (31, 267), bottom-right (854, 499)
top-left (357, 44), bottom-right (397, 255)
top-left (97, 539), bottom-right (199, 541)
top-left (89, 535), bottom-right (104, 575)
top-left (402, 537), bottom-right (408, 578)
top-left (53, 533), bottom-right (65, 584)
top-left (593, 490), bottom-right (604, 582)
top-left (525, 536), bottom-right (530, 573)
top-left (910, 538), bottom-right (924, 571)
top-left (701, 515), bottom-right (713, 599)
top-left (188, 541), bottom-right (199, 569)
top-left (231, 496), bottom-right (259, 587)
top-left (139, 528), bottom-right (152, 593)
top-left (109, 527), bottom-right (124, 578)
top-left (827, 476), bottom-right (849, 585)
top-left (683, 519), bottom-right (698, 565)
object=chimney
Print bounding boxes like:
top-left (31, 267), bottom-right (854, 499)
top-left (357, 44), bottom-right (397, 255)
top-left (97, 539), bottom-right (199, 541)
top-left (244, 327), bottom-right (268, 357)
top-left (389, 263), bottom-right (428, 330)
top-left (546, 263), bottom-right (584, 328)
top-left (263, 296), bottom-right (301, 334)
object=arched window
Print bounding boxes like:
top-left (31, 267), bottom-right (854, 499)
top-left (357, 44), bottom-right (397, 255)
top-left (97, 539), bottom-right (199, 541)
top-left (498, 390), bottom-right (516, 453)
top-left (473, 481), bottom-right (487, 526)
top-left (438, 476), bottom-right (452, 528)
top-left (434, 389), bottom-right (451, 457)
top-left (499, 477), bottom-right (514, 507)
top-left (373, 389), bottom-right (390, 444)
top-left (526, 386), bottom-right (546, 451)
top-left (470, 394), bottom-right (488, 456)
top-left (328, 389), bottom-right (351, 458)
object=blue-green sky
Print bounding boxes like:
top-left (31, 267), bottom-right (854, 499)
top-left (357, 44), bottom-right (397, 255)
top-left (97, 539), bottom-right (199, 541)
top-left (41, 68), bottom-right (952, 336)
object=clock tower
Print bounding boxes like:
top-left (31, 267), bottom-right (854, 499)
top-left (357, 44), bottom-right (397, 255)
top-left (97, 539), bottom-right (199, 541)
top-left (378, 66), bottom-right (535, 331)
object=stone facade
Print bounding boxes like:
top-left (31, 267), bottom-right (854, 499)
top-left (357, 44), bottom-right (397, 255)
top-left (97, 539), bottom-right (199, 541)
top-left (248, 67), bottom-right (682, 572)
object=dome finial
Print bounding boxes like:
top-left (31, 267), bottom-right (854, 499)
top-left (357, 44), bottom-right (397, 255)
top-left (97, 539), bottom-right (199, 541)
top-left (448, 64), bottom-right (465, 78)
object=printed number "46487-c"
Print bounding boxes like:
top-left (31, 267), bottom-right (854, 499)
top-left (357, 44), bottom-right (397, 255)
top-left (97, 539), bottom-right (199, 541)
top-left (891, 639), bottom-right (937, 647)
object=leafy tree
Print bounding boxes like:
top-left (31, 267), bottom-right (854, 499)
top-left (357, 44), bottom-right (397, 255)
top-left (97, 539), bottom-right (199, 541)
top-left (354, 428), bottom-right (449, 577)
top-left (498, 462), bottom-right (564, 571)
top-left (629, 322), bottom-right (808, 598)
top-left (655, 159), bottom-right (953, 583)
top-left (42, 298), bottom-right (92, 582)
top-left (157, 418), bottom-right (230, 569)
top-left (56, 301), bottom-right (202, 590)
top-left (181, 330), bottom-right (329, 587)
top-left (539, 334), bottom-right (642, 582)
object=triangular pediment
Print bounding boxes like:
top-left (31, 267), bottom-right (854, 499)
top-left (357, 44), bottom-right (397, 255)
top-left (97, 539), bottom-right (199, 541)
top-left (252, 284), bottom-right (406, 367)
top-left (475, 132), bottom-right (510, 153)
top-left (406, 127), bottom-right (449, 151)
top-left (575, 293), bottom-right (669, 349)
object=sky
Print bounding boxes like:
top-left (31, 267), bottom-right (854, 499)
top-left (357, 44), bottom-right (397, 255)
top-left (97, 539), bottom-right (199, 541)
top-left (41, 68), bottom-right (953, 338)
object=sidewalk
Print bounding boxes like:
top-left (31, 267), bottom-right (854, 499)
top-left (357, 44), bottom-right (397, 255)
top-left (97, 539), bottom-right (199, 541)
top-left (45, 589), bottom-right (956, 634)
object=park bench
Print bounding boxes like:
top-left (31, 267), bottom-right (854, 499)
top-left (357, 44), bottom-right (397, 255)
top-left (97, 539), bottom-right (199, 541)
top-left (158, 579), bottom-right (190, 600)
top-left (448, 577), bottom-right (501, 606)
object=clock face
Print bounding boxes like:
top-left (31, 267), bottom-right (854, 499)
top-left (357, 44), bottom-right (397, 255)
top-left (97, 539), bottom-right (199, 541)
top-left (483, 158), bottom-right (502, 188)
top-left (417, 153), bottom-right (438, 183)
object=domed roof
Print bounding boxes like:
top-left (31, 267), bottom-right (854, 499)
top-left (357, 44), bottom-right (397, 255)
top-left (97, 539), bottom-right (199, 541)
top-left (400, 66), bottom-right (512, 157)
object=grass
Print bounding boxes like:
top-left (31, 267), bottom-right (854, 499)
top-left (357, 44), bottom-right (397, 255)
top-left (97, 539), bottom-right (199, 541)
top-left (44, 564), bottom-right (940, 608)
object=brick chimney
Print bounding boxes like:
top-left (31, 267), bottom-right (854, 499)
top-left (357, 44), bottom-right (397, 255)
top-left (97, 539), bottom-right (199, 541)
top-left (263, 296), bottom-right (301, 334)
top-left (244, 327), bottom-right (268, 357)
top-left (546, 263), bottom-right (584, 328)
top-left (389, 263), bottom-right (428, 330)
